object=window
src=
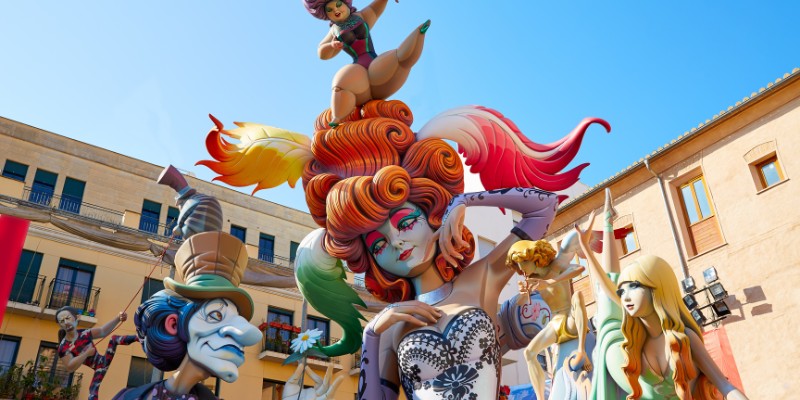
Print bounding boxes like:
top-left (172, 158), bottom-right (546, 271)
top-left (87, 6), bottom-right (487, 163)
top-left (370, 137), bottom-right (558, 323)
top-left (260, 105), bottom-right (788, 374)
top-left (49, 259), bottom-right (96, 311)
top-left (620, 226), bottom-right (639, 255)
top-left (263, 379), bottom-right (287, 400)
top-left (306, 316), bottom-right (330, 346)
top-left (59, 177), bottom-right (85, 214)
top-left (744, 142), bottom-right (787, 192)
top-left (127, 356), bottom-right (163, 388)
top-left (230, 225), bottom-right (247, 243)
top-left (675, 173), bottom-right (722, 255)
top-left (141, 278), bottom-right (165, 303)
top-left (139, 200), bottom-right (161, 234)
top-left (165, 206), bottom-right (180, 238)
top-left (266, 307), bottom-right (293, 344)
top-left (289, 241), bottom-right (300, 263)
top-left (11, 250), bottom-right (43, 304)
top-left (0, 336), bottom-right (21, 373)
top-left (679, 176), bottom-right (714, 225)
top-left (35, 341), bottom-right (74, 387)
top-left (29, 169), bottom-right (57, 205)
top-left (755, 155), bottom-right (785, 190)
top-left (259, 233), bottom-right (275, 263)
top-left (2, 160), bottom-right (28, 182)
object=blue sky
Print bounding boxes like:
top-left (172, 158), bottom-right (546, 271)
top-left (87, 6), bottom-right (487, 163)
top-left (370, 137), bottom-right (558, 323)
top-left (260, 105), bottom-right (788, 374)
top-left (2, 1), bottom-right (797, 212)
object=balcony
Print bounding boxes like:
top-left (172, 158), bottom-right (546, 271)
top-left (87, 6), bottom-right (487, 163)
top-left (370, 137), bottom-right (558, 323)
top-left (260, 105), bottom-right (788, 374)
top-left (257, 324), bottom-right (342, 370)
top-left (44, 278), bottom-right (100, 326)
top-left (22, 186), bottom-right (125, 226)
top-left (251, 253), bottom-right (295, 272)
top-left (6, 272), bottom-right (47, 317)
top-left (0, 362), bottom-right (83, 400)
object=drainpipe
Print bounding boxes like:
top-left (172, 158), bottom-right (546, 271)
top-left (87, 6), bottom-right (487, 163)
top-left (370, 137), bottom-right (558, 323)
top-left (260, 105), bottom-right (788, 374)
top-left (644, 158), bottom-right (690, 278)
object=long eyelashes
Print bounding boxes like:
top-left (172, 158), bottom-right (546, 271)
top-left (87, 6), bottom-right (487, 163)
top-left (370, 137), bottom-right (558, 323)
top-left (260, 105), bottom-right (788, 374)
top-left (397, 209), bottom-right (423, 231)
top-left (369, 239), bottom-right (387, 256)
top-left (616, 281), bottom-right (644, 297)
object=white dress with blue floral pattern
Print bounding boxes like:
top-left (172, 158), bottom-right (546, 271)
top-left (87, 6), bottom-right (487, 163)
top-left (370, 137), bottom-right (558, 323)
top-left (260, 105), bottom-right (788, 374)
top-left (396, 308), bottom-right (501, 400)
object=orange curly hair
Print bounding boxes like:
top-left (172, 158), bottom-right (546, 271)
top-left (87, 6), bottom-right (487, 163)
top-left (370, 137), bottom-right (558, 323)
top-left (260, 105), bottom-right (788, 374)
top-left (303, 100), bottom-right (475, 302)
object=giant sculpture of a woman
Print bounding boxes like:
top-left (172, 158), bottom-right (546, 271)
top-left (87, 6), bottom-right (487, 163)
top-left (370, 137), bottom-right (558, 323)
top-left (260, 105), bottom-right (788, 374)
top-left (199, 99), bottom-right (609, 399)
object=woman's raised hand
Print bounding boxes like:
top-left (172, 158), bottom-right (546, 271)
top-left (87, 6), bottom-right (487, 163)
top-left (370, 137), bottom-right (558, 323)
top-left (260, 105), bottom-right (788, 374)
top-left (118, 311), bottom-right (128, 322)
top-left (372, 300), bottom-right (442, 335)
top-left (330, 39), bottom-right (343, 50)
top-left (434, 203), bottom-right (468, 267)
top-left (573, 210), bottom-right (596, 249)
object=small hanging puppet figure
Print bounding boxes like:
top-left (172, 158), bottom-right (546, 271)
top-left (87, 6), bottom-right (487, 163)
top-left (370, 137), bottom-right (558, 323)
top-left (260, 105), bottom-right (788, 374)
top-left (56, 307), bottom-right (139, 400)
top-left (506, 231), bottom-right (592, 400)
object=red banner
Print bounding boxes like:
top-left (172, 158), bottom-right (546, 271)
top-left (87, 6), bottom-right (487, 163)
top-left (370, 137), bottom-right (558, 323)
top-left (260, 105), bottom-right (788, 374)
top-left (704, 326), bottom-right (745, 394)
top-left (0, 214), bottom-right (30, 324)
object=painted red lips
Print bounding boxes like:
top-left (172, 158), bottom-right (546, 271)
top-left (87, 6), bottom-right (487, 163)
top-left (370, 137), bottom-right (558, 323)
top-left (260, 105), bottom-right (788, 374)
top-left (399, 248), bottom-right (413, 261)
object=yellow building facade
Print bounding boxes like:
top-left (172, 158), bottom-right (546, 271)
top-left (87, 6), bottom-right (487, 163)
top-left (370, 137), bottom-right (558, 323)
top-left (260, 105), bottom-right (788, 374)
top-left (0, 118), bottom-right (374, 399)
top-left (547, 68), bottom-right (800, 399)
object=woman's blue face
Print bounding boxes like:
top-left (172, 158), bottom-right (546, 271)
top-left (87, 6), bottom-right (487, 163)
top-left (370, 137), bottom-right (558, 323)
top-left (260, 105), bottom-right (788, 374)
top-left (363, 202), bottom-right (437, 277)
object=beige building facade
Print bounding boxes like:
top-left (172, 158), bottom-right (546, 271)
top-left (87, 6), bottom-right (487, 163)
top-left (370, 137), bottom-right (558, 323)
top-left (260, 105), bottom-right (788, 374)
top-left (0, 118), bottom-right (372, 399)
top-left (546, 68), bottom-right (800, 399)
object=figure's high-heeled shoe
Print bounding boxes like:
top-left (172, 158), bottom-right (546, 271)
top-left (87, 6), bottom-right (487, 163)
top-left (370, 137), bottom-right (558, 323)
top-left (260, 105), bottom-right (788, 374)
top-left (420, 19), bottom-right (431, 34)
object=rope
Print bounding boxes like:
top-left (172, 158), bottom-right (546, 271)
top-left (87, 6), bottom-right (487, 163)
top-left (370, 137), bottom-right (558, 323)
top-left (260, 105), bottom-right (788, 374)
top-left (91, 232), bottom-right (178, 348)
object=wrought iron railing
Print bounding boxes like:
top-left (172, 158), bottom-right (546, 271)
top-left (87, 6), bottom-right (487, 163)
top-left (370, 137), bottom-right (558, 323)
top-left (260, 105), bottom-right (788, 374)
top-left (0, 362), bottom-right (83, 399)
top-left (251, 253), bottom-right (294, 271)
top-left (259, 327), bottom-right (340, 365)
top-left (9, 272), bottom-right (46, 305)
top-left (22, 186), bottom-right (125, 225)
top-left (46, 278), bottom-right (100, 313)
top-left (262, 326), bottom-right (298, 355)
top-left (139, 216), bottom-right (182, 242)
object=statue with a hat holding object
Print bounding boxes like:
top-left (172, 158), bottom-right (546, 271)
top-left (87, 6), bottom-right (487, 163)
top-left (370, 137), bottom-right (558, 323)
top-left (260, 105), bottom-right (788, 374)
top-left (114, 166), bottom-right (261, 400)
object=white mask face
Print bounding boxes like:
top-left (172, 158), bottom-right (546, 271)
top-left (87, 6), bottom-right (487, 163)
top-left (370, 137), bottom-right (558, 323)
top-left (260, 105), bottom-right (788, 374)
top-left (186, 299), bottom-right (261, 382)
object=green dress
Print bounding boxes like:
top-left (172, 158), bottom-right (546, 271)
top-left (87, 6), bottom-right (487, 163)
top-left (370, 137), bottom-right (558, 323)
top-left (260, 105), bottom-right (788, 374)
top-left (591, 273), bottom-right (679, 400)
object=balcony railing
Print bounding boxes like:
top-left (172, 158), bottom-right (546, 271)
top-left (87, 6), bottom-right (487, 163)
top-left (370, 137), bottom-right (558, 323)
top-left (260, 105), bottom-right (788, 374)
top-left (46, 278), bottom-right (100, 312)
top-left (252, 253), bottom-right (295, 271)
top-left (9, 272), bottom-right (47, 306)
top-left (259, 326), bottom-right (340, 365)
top-left (22, 186), bottom-right (125, 225)
top-left (139, 216), bottom-right (182, 242)
top-left (0, 362), bottom-right (83, 399)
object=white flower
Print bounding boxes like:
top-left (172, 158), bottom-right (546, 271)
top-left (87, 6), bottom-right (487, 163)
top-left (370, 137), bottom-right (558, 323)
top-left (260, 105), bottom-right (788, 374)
top-left (291, 328), bottom-right (322, 354)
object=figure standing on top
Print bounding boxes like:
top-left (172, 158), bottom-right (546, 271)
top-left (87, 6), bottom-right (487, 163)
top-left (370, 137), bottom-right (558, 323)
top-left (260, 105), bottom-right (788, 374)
top-left (303, 0), bottom-right (430, 126)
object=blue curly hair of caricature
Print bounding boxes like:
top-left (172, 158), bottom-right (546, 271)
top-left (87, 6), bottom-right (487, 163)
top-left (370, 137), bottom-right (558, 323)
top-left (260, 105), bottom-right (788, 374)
top-left (134, 290), bottom-right (203, 371)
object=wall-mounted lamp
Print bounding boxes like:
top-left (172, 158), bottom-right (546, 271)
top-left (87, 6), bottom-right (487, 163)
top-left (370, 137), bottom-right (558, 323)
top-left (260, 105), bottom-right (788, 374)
top-left (681, 277), bottom-right (697, 293)
top-left (703, 266), bottom-right (718, 284)
top-left (683, 293), bottom-right (698, 310)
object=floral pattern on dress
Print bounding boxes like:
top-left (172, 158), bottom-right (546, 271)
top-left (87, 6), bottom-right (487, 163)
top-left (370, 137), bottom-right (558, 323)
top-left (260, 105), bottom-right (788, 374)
top-left (396, 308), bottom-right (501, 399)
top-left (432, 365), bottom-right (479, 399)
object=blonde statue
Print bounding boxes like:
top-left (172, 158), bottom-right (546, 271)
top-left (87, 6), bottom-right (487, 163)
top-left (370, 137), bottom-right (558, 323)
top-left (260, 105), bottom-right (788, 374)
top-left (507, 234), bottom-right (591, 400)
top-left (577, 189), bottom-right (748, 400)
